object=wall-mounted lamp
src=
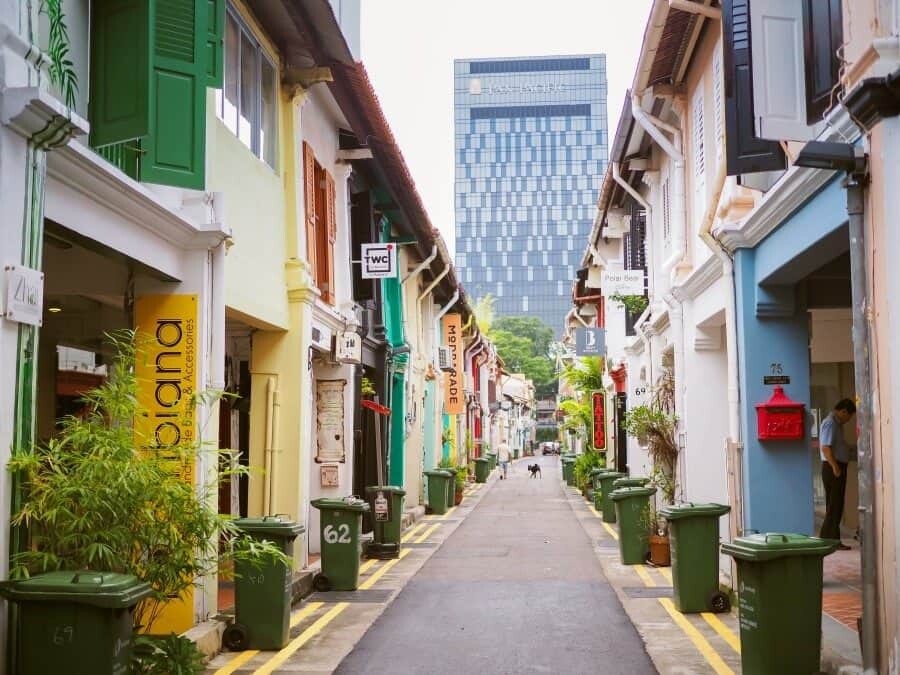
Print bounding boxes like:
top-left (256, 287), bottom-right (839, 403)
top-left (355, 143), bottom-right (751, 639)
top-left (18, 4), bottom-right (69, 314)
top-left (47, 301), bottom-right (62, 313)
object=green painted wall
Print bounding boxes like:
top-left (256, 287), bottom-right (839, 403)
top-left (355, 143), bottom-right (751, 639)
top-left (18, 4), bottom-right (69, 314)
top-left (381, 219), bottom-right (408, 488)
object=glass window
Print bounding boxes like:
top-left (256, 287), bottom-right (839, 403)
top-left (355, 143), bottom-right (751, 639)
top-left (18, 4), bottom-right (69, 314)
top-left (239, 31), bottom-right (257, 148)
top-left (222, 14), bottom-right (239, 131)
top-left (260, 59), bottom-right (276, 167)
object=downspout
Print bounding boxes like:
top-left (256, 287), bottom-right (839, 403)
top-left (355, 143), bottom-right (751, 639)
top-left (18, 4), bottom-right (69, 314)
top-left (402, 245), bottom-right (438, 353)
top-left (263, 376), bottom-right (280, 515)
top-left (846, 175), bottom-right (879, 675)
top-left (612, 162), bottom-right (655, 299)
top-left (630, 96), bottom-right (687, 282)
top-left (663, 292), bottom-right (686, 498)
top-left (403, 245), bottom-right (437, 283)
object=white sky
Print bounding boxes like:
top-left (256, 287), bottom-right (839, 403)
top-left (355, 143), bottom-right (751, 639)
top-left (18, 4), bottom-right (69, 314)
top-left (360, 1), bottom-right (654, 258)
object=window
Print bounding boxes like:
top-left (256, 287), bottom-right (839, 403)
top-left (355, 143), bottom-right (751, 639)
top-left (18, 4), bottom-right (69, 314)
top-left (303, 142), bottom-right (336, 304)
top-left (218, 7), bottom-right (277, 168)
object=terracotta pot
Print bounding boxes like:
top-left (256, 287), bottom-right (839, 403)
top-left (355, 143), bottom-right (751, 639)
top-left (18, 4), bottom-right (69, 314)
top-left (455, 488), bottom-right (464, 505)
top-left (648, 534), bottom-right (671, 567)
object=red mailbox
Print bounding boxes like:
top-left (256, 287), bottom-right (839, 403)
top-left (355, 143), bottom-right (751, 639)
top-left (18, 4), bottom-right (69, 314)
top-left (755, 386), bottom-right (805, 440)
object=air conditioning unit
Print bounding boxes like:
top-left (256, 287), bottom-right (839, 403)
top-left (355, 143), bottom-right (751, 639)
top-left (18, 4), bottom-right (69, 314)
top-left (438, 346), bottom-right (454, 372)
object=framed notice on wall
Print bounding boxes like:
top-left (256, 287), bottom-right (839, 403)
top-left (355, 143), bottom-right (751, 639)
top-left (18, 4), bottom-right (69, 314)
top-left (316, 380), bottom-right (346, 463)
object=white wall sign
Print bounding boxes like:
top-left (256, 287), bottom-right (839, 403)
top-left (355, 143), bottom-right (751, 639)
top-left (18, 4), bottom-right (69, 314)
top-left (601, 270), bottom-right (645, 296)
top-left (315, 380), bottom-right (346, 463)
top-left (361, 243), bottom-right (397, 279)
top-left (335, 331), bottom-right (361, 364)
top-left (4, 265), bottom-right (44, 326)
top-left (575, 328), bottom-right (606, 357)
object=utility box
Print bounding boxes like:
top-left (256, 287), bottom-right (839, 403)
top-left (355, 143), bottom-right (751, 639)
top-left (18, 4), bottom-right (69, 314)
top-left (755, 386), bottom-right (805, 441)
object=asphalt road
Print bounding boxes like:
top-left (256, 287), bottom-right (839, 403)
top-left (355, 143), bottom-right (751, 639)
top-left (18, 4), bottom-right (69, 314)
top-left (334, 455), bottom-right (657, 675)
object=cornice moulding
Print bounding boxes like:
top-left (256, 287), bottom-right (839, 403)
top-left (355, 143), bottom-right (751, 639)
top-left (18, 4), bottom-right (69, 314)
top-left (671, 255), bottom-right (722, 302)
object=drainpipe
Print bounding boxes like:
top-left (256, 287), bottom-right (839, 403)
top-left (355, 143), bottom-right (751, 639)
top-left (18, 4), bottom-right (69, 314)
top-left (403, 245), bottom-right (437, 283)
top-left (845, 175), bottom-right (879, 675)
top-left (612, 162), bottom-right (655, 299)
top-left (630, 96), bottom-right (687, 282)
top-left (263, 376), bottom-right (280, 515)
top-left (663, 292), bottom-right (686, 497)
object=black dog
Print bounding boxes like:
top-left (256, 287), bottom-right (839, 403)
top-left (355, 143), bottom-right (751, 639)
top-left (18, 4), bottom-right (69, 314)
top-left (528, 463), bottom-right (542, 478)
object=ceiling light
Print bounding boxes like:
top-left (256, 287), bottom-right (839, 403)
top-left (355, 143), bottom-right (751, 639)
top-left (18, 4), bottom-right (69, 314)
top-left (47, 302), bottom-right (62, 313)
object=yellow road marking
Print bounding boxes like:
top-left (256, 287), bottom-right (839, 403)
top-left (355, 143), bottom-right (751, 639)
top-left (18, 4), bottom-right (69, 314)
top-left (588, 504), bottom-right (602, 518)
top-left (601, 522), bottom-right (619, 540)
top-left (213, 602), bottom-right (325, 675)
top-left (213, 649), bottom-right (259, 675)
top-left (658, 598), bottom-right (734, 675)
top-left (253, 603), bottom-right (349, 675)
top-left (702, 612), bottom-right (741, 654)
top-left (657, 566), bottom-right (673, 583)
top-left (359, 558), bottom-right (379, 575)
top-left (414, 523), bottom-right (440, 544)
top-left (635, 565), bottom-right (657, 588)
top-left (401, 523), bottom-right (426, 543)
top-left (358, 548), bottom-right (411, 590)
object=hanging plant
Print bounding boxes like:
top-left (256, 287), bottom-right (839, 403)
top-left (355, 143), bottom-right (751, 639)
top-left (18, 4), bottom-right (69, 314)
top-left (361, 376), bottom-right (376, 397)
top-left (41, 0), bottom-right (78, 110)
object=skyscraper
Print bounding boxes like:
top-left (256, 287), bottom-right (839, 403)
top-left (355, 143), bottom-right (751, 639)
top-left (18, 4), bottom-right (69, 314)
top-left (454, 55), bottom-right (608, 331)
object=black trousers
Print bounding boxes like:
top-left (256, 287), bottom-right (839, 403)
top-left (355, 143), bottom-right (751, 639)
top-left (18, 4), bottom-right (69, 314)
top-left (820, 461), bottom-right (848, 540)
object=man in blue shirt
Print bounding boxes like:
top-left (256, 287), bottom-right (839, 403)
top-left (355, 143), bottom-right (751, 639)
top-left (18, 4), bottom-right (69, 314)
top-left (819, 398), bottom-right (857, 547)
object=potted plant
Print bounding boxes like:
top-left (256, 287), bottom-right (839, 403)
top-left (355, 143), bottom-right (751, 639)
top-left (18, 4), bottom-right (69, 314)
top-left (361, 375), bottom-right (376, 399)
top-left (574, 449), bottom-right (605, 500)
top-left (454, 466), bottom-right (467, 505)
top-left (641, 502), bottom-right (671, 567)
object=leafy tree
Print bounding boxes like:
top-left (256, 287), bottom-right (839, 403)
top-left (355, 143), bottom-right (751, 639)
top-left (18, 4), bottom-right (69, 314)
top-left (492, 316), bottom-right (555, 358)
top-left (481, 312), bottom-right (558, 399)
top-left (472, 294), bottom-right (496, 333)
top-left (562, 356), bottom-right (605, 394)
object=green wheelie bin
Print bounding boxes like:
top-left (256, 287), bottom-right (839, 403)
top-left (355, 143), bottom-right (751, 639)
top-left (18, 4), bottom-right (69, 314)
top-left (595, 471), bottom-right (626, 523)
top-left (224, 516), bottom-right (305, 650)
top-left (424, 470), bottom-right (451, 515)
top-left (474, 457), bottom-right (490, 483)
top-left (659, 503), bottom-right (731, 613)
top-left (439, 469), bottom-right (456, 510)
top-left (364, 486), bottom-right (406, 559)
top-left (486, 452), bottom-right (497, 471)
top-left (611, 486), bottom-right (657, 564)
top-left (311, 497), bottom-right (370, 591)
top-left (722, 533), bottom-right (838, 675)
top-left (561, 457), bottom-right (576, 486)
top-left (612, 477), bottom-right (650, 489)
top-left (0, 571), bottom-right (152, 675)
top-left (590, 467), bottom-right (610, 491)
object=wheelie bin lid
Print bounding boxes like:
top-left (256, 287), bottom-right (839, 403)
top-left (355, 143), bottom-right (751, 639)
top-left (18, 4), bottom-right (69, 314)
top-left (659, 503), bottom-right (731, 521)
top-left (474, 457), bottom-right (490, 464)
top-left (311, 497), bottom-right (370, 512)
top-left (598, 471), bottom-right (626, 481)
top-left (0, 571), bottom-right (152, 608)
top-left (613, 477), bottom-right (651, 488)
top-left (590, 467), bottom-right (611, 476)
top-left (234, 515), bottom-right (305, 538)
top-left (365, 485), bottom-right (406, 496)
top-left (721, 532), bottom-right (839, 561)
top-left (610, 486), bottom-right (657, 501)
top-left (423, 470), bottom-right (451, 478)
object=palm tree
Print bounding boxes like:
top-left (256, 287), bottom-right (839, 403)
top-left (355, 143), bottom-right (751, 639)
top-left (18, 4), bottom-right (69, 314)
top-left (561, 356), bottom-right (605, 395)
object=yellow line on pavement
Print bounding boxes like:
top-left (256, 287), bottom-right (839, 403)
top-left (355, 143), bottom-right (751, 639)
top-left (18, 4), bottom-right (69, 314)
top-left (213, 649), bottom-right (259, 675)
top-left (414, 523), bottom-right (440, 544)
top-left (656, 566), bottom-right (673, 583)
top-left (702, 612), bottom-right (741, 654)
top-left (213, 602), bottom-right (325, 675)
top-left (358, 548), bottom-right (411, 590)
top-left (253, 602), bottom-right (349, 675)
top-left (401, 523), bottom-right (426, 542)
top-left (635, 565), bottom-right (657, 588)
top-left (588, 504), bottom-right (602, 518)
top-left (601, 522), bottom-right (619, 540)
top-left (659, 598), bottom-right (734, 675)
top-left (359, 558), bottom-right (379, 575)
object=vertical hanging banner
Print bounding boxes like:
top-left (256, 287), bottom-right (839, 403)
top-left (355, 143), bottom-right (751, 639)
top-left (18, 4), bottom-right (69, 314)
top-left (134, 294), bottom-right (198, 634)
top-left (442, 313), bottom-right (463, 415)
top-left (592, 390), bottom-right (607, 451)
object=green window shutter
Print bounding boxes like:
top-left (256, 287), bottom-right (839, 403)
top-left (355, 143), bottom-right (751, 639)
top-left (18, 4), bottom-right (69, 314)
top-left (205, 0), bottom-right (225, 88)
top-left (141, 0), bottom-right (208, 190)
top-left (88, 0), bottom-right (151, 148)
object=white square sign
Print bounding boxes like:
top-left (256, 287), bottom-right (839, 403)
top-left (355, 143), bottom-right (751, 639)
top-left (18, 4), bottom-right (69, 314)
top-left (4, 265), bottom-right (44, 327)
top-left (361, 243), bottom-right (397, 279)
top-left (601, 269), bottom-right (645, 296)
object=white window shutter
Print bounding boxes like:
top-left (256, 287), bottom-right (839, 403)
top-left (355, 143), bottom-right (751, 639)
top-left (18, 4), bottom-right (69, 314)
top-left (750, 0), bottom-right (815, 141)
top-left (713, 48), bottom-right (724, 160)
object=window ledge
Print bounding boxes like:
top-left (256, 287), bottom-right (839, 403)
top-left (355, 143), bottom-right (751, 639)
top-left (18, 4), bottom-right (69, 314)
top-left (0, 86), bottom-right (88, 147)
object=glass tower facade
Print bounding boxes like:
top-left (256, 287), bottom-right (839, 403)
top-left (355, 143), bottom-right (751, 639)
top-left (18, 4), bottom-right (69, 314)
top-left (454, 55), bottom-right (608, 331)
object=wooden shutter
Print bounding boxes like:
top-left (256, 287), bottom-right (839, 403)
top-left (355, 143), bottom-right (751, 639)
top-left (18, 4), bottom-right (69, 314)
top-left (723, 0), bottom-right (786, 176)
top-left (751, 0), bottom-right (814, 141)
top-left (141, 0), bottom-right (208, 189)
top-left (803, 0), bottom-right (843, 124)
top-left (323, 171), bottom-right (337, 305)
top-left (205, 0), bottom-right (225, 88)
top-left (89, 0), bottom-right (151, 147)
top-left (303, 142), bottom-right (318, 282)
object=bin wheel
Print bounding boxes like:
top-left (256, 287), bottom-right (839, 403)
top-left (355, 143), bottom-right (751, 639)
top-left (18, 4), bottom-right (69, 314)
top-left (313, 573), bottom-right (331, 592)
top-left (708, 590), bottom-right (731, 614)
top-left (223, 623), bottom-right (249, 651)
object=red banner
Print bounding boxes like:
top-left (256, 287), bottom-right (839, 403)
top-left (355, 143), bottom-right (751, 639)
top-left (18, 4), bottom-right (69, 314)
top-left (592, 391), bottom-right (607, 451)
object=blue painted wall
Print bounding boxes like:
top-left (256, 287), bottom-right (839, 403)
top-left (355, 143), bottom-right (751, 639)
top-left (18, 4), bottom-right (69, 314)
top-left (734, 176), bottom-right (848, 535)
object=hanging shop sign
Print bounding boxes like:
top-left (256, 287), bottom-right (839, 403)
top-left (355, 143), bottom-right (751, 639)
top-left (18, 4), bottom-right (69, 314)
top-left (335, 331), bottom-right (362, 364)
top-left (311, 322), bottom-right (333, 352)
top-left (361, 243), bottom-right (397, 279)
top-left (592, 390), bottom-right (607, 451)
top-left (3, 265), bottom-right (44, 326)
top-left (442, 313), bottom-right (464, 414)
top-left (601, 270), bottom-right (645, 296)
top-left (316, 380), bottom-right (347, 463)
top-left (133, 293), bottom-right (198, 635)
top-left (575, 327), bottom-right (606, 356)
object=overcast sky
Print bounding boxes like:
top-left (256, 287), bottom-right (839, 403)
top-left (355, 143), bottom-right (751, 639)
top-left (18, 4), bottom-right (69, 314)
top-left (360, 1), bottom-right (653, 257)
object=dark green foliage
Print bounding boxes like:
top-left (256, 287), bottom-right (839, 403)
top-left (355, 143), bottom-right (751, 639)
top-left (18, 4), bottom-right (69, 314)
top-left (132, 635), bottom-right (205, 674)
top-left (41, 0), bottom-right (78, 109)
